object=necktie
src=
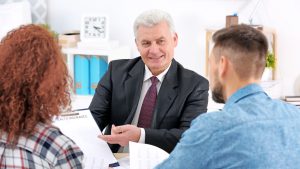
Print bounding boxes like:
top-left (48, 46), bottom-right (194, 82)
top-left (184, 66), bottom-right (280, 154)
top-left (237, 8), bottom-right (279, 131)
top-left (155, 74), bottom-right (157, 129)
top-left (138, 76), bottom-right (159, 128)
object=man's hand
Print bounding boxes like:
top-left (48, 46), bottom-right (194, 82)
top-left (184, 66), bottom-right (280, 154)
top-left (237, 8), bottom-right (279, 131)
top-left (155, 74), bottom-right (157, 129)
top-left (99, 124), bottom-right (141, 146)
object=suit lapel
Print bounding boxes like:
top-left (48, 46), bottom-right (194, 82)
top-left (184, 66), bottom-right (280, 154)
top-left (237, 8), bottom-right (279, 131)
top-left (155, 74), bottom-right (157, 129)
top-left (124, 59), bottom-right (144, 124)
top-left (152, 60), bottom-right (178, 128)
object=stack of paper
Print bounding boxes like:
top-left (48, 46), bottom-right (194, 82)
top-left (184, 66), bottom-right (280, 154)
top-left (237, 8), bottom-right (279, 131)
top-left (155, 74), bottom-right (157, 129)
top-left (129, 142), bottom-right (169, 169)
top-left (284, 96), bottom-right (300, 108)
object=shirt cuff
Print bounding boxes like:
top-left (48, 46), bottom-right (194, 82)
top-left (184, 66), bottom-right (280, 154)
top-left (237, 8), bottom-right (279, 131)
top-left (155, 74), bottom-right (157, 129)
top-left (138, 128), bottom-right (145, 143)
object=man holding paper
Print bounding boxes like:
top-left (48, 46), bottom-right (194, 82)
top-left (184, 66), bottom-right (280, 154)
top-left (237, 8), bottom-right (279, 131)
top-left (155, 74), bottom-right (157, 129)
top-left (89, 9), bottom-right (209, 153)
top-left (156, 25), bottom-right (300, 168)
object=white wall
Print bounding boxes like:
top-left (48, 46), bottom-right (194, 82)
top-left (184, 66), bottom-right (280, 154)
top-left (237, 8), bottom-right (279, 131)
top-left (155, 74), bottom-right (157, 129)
top-left (263, 0), bottom-right (300, 96)
top-left (48, 0), bottom-right (300, 96)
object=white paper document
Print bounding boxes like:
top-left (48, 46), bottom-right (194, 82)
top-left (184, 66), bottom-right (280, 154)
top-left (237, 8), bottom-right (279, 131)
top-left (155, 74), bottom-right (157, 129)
top-left (118, 156), bottom-right (130, 169)
top-left (129, 142), bottom-right (169, 169)
top-left (53, 110), bottom-right (118, 169)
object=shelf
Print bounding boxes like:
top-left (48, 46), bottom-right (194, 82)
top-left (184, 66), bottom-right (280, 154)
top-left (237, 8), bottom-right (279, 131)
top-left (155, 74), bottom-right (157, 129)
top-left (71, 95), bottom-right (93, 110)
top-left (205, 27), bottom-right (277, 80)
top-left (62, 45), bottom-right (131, 95)
top-left (62, 45), bottom-right (131, 81)
top-left (62, 48), bottom-right (111, 56)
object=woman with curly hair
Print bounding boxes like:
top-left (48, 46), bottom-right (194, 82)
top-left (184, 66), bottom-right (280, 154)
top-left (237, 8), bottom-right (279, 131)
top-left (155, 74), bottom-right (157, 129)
top-left (0, 24), bottom-right (83, 168)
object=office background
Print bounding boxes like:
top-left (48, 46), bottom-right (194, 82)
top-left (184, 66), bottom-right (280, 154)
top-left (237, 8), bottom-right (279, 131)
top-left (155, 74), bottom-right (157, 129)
top-left (2, 0), bottom-right (300, 96)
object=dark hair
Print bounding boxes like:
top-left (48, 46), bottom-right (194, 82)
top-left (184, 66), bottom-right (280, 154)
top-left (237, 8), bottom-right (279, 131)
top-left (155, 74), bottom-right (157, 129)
top-left (0, 24), bottom-right (71, 144)
top-left (212, 24), bottom-right (268, 79)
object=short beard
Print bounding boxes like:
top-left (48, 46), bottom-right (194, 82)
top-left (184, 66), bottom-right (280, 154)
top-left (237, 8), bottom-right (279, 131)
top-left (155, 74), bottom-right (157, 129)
top-left (212, 82), bottom-right (225, 104)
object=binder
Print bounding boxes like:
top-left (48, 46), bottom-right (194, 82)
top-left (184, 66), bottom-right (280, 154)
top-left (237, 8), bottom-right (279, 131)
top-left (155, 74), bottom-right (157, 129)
top-left (74, 55), bottom-right (89, 95)
top-left (89, 56), bottom-right (101, 95)
top-left (89, 56), bottom-right (108, 95)
top-left (99, 56), bottom-right (108, 82)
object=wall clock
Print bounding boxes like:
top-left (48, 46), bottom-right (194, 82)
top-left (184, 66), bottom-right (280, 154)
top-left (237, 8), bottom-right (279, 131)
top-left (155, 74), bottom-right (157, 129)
top-left (80, 15), bottom-right (108, 42)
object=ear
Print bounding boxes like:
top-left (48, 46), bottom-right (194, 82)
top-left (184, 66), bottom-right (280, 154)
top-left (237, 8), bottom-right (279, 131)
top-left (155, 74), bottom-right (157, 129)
top-left (218, 55), bottom-right (228, 80)
top-left (173, 33), bottom-right (178, 47)
top-left (135, 38), bottom-right (140, 52)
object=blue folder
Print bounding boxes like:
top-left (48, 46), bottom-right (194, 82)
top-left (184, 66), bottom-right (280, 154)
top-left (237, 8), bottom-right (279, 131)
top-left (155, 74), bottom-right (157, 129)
top-left (90, 56), bottom-right (108, 95)
top-left (89, 56), bottom-right (101, 95)
top-left (99, 56), bottom-right (108, 82)
top-left (74, 55), bottom-right (89, 95)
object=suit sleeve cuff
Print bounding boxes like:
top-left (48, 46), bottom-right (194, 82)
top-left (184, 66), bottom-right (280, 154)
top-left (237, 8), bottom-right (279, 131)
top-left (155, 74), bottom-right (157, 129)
top-left (138, 128), bottom-right (145, 143)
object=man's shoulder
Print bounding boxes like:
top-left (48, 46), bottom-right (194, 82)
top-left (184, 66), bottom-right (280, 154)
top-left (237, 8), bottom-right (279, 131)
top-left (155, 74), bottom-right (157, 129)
top-left (191, 107), bottom-right (252, 133)
top-left (110, 57), bottom-right (142, 68)
top-left (108, 57), bottom-right (144, 79)
top-left (192, 111), bottom-right (225, 128)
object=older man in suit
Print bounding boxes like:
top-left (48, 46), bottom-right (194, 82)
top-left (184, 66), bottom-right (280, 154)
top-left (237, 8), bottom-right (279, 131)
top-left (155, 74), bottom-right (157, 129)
top-left (89, 9), bottom-right (209, 153)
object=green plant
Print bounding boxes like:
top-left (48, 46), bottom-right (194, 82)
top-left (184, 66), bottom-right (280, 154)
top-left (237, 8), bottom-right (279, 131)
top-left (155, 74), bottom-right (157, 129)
top-left (39, 24), bottom-right (59, 39)
top-left (266, 51), bottom-right (275, 69)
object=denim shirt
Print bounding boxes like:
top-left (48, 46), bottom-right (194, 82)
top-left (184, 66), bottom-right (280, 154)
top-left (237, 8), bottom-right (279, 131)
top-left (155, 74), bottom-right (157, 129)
top-left (156, 83), bottom-right (300, 169)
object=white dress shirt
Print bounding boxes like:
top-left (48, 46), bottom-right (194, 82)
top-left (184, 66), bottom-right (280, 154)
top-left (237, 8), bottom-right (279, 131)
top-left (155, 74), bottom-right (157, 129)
top-left (119, 63), bottom-right (171, 153)
top-left (132, 63), bottom-right (171, 143)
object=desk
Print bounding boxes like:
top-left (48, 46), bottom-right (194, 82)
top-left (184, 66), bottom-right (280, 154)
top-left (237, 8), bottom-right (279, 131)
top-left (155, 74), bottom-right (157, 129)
top-left (114, 153), bottom-right (130, 168)
top-left (114, 153), bottom-right (129, 160)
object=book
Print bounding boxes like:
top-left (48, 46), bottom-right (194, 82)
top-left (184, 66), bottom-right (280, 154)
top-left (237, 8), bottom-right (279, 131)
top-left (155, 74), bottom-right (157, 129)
top-left (89, 56), bottom-right (101, 95)
top-left (89, 56), bottom-right (108, 95)
top-left (99, 56), bottom-right (108, 82)
top-left (285, 96), bottom-right (300, 102)
top-left (74, 55), bottom-right (90, 95)
top-left (286, 101), bottom-right (300, 106)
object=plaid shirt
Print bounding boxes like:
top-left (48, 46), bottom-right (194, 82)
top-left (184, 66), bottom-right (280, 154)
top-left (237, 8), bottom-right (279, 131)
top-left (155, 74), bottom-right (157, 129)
top-left (0, 123), bottom-right (84, 169)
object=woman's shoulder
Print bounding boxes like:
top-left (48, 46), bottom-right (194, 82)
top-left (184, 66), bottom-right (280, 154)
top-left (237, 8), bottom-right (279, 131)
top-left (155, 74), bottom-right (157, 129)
top-left (36, 122), bottom-right (78, 148)
top-left (34, 123), bottom-right (84, 166)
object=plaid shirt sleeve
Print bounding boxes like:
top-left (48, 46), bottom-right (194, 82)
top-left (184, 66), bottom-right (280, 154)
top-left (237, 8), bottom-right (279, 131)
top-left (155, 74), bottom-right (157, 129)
top-left (0, 123), bottom-right (84, 169)
top-left (54, 142), bottom-right (84, 168)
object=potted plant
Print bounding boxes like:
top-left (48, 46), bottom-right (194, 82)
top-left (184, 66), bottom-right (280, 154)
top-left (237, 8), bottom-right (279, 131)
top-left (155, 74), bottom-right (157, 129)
top-left (39, 24), bottom-right (59, 40)
top-left (262, 51), bottom-right (276, 81)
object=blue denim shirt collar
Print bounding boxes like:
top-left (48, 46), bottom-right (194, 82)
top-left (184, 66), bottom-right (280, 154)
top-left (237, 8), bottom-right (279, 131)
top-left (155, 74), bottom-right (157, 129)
top-left (224, 83), bottom-right (266, 110)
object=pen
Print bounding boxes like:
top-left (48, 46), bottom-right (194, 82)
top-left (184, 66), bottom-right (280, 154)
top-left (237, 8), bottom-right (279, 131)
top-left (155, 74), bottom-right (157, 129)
top-left (60, 112), bottom-right (79, 116)
top-left (108, 162), bottom-right (120, 168)
top-left (71, 108), bottom-right (89, 112)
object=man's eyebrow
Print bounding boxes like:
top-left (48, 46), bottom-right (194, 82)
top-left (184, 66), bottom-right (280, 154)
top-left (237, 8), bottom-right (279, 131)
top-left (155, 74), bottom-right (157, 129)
top-left (140, 39), bottom-right (150, 43)
top-left (139, 37), bottom-right (165, 42)
top-left (157, 36), bottom-right (165, 40)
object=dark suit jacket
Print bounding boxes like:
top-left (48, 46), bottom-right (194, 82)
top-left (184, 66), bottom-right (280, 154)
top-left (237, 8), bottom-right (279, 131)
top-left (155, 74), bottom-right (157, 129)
top-left (89, 57), bottom-right (209, 153)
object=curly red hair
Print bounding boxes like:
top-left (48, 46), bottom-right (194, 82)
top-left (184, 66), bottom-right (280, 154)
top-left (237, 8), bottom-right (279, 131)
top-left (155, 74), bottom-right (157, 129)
top-left (0, 24), bottom-right (71, 144)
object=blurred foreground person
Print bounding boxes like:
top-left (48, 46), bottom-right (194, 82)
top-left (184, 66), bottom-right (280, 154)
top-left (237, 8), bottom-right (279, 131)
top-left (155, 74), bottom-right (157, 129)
top-left (0, 24), bottom-right (83, 168)
top-left (156, 25), bottom-right (300, 169)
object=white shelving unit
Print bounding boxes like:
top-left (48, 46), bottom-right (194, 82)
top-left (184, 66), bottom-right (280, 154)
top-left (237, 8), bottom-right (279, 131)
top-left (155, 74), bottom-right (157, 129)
top-left (205, 28), bottom-right (277, 80)
top-left (62, 46), bottom-right (131, 81)
top-left (71, 95), bottom-right (94, 110)
top-left (62, 45), bottom-right (131, 108)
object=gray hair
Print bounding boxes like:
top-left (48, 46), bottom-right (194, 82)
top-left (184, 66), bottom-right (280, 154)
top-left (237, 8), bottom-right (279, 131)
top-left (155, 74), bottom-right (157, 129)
top-left (133, 9), bottom-right (176, 38)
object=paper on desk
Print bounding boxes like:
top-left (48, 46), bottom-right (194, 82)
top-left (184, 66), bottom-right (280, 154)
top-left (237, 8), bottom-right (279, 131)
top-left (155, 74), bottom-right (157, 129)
top-left (129, 142), bottom-right (169, 169)
top-left (53, 110), bottom-right (118, 169)
top-left (118, 156), bottom-right (130, 169)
